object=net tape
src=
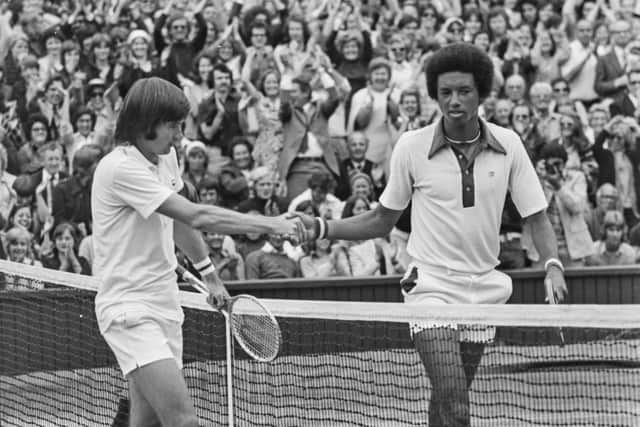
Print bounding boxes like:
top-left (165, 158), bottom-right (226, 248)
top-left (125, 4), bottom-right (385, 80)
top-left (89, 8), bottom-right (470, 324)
top-left (1, 259), bottom-right (639, 329)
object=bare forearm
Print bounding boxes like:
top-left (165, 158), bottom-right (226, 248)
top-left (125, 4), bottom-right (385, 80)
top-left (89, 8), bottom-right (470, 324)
top-left (193, 204), bottom-right (280, 235)
top-left (527, 210), bottom-right (559, 262)
top-left (174, 220), bottom-right (209, 263)
top-left (326, 206), bottom-right (399, 241)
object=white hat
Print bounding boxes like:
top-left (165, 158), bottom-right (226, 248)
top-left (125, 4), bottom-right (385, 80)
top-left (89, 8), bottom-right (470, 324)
top-left (127, 29), bottom-right (151, 45)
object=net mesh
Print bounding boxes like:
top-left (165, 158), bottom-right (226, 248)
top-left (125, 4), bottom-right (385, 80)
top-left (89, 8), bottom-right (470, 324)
top-left (1, 261), bottom-right (639, 427)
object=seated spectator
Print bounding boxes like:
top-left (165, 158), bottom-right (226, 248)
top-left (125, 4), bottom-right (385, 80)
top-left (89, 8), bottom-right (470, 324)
top-left (237, 167), bottom-right (287, 215)
top-left (299, 237), bottom-right (343, 278)
top-left (586, 210), bottom-right (638, 266)
top-left (234, 210), bottom-right (269, 261)
top-left (3, 227), bottom-right (42, 269)
top-left (349, 172), bottom-right (377, 205)
top-left (196, 175), bottom-right (222, 206)
top-left (336, 131), bottom-right (385, 200)
top-left (334, 195), bottom-right (390, 276)
top-left (608, 67), bottom-right (640, 119)
top-left (0, 145), bottom-right (17, 223)
top-left (288, 171), bottom-right (344, 220)
top-left (523, 143), bottom-right (594, 267)
top-left (203, 232), bottom-right (245, 281)
top-left (41, 222), bottom-right (91, 275)
top-left (585, 183), bottom-right (620, 240)
top-left (182, 140), bottom-right (213, 188)
top-left (245, 232), bottom-right (300, 279)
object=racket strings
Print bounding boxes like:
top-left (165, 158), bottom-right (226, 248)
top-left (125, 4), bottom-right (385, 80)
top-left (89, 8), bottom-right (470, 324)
top-left (229, 299), bottom-right (281, 361)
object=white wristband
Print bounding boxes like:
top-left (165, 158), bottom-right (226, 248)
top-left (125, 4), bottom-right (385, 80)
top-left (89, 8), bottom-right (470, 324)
top-left (316, 217), bottom-right (326, 240)
top-left (193, 258), bottom-right (212, 270)
top-left (199, 265), bottom-right (216, 276)
top-left (544, 258), bottom-right (564, 273)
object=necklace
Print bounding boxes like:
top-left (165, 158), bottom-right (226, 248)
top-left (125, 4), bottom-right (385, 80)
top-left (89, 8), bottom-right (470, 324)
top-left (444, 128), bottom-right (482, 144)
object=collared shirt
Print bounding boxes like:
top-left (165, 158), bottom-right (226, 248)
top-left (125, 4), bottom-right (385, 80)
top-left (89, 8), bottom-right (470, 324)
top-left (92, 146), bottom-right (184, 332)
top-left (561, 40), bottom-right (598, 101)
top-left (588, 241), bottom-right (637, 266)
top-left (296, 103), bottom-right (324, 158)
top-left (380, 118), bottom-right (547, 274)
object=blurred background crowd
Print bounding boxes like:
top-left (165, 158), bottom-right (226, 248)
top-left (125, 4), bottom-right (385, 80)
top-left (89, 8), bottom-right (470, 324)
top-left (1, 0), bottom-right (640, 289)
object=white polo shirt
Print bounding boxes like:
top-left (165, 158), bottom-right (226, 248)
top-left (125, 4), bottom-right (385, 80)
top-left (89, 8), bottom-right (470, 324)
top-left (380, 119), bottom-right (547, 274)
top-left (91, 145), bottom-right (184, 332)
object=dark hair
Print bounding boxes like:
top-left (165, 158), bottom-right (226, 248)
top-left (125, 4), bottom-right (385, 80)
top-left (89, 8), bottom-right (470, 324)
top-left (197, 175), bottom-right (221, 193)
top-left (115, 77), bottom-right (190, 144)
top-left (425, 42), bottom-right (494, 101)
top-left (285, 14), bottom-right (310, 45)
top-left (341, 195), bottom-right (371, 218)
top-left (538, 142), bottom-right (568, 162)
top-left (192, 50), bottom-right (215, 87)
top-left (229, 137), bottom-right (254, 169)
top-left (27, 113), bottom-right (52, 141)
top-left (72, 144), bottom-right (104, 171)
top-left (52, 222), bottom-right (78, 244)
top-left (249, 21), bottom-right (269, 37)
top-left (292, 75), bottom-right (312, 94)
top-left (72, 107), bottom-right (97, 132)
top-left (212, 63), bottom-right (233, 86)
top-left (308, 172), bottom-right (336, 192)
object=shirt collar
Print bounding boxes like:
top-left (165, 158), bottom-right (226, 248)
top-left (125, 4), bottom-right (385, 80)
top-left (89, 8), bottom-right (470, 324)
top-left (428, 118), bottom-right (507, 159)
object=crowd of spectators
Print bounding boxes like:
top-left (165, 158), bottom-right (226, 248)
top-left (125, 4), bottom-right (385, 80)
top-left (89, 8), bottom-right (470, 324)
top-left (2, 0), bottom-right (640, 290)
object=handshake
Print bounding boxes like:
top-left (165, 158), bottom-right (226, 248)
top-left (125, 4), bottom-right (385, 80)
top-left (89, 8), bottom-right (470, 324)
top-left (274, 213), bottom-right (328, 245)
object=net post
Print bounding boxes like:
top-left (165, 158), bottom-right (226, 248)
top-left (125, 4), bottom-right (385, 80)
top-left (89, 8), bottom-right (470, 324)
top-left (224, 311), bottom-right (234, 427)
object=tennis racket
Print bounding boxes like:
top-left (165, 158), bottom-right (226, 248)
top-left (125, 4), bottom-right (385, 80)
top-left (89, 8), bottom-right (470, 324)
top-left (177, 265), bottom-right (282, 362)
top-left (545, 277), bottom-right (566, 346)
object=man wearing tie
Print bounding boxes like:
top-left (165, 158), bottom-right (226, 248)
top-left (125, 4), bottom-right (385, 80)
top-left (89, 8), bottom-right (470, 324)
top-left (336, 132), bottom-right (386, 200)
top-left (594, 20), bottom-right (633, 102)
top-left (34, 142), bottom-right (67, 226)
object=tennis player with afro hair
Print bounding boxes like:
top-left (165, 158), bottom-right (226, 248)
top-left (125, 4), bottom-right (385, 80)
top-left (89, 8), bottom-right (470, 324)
top-left (294, 43), bottom-right (567, 426)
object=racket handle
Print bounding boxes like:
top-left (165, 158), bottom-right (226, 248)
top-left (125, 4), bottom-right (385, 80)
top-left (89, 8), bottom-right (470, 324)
top-left (176, 264), bottom-right (209, 295)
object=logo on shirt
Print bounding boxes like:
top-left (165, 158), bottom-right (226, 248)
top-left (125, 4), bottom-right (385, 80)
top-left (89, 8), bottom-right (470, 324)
top-left (488, 171), bottom-right (495, 178)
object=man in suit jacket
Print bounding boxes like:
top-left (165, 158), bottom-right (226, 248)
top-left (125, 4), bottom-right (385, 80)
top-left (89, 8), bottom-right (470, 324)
top-left (277, 74), bottom-right (342, 204)
top-left (33, 142), bottom-right (68, 224)
top-left (594, 20), bottom-right (633, 102)
top-left (609, 68), bottom-right (640, 118)
top-left (335, 131), bottom-right (386, 200)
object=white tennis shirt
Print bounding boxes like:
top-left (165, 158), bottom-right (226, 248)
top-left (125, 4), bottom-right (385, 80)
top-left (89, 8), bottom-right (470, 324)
top-left (380, 119), bottom-right (547, 274)
top-left (91, 145), bottom-right (184, 332)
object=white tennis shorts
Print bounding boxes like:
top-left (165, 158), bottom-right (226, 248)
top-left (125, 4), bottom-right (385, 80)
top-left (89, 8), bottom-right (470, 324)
top-left (400, 262), bottom-right (512, 342)
top-left (102, 311), bottom-right (184, 377)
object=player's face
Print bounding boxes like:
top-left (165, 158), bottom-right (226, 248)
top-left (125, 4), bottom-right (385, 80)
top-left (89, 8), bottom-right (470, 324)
top-left (436, 72), bottom-right (480, 125)
top-left (154, 121), bottom-right (183, 155)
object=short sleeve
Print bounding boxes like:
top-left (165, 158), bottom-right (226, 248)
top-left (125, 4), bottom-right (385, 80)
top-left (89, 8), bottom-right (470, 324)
top-left (508, 135), bottom-right (548, 218)
top-left (112, 159), bottom-right (174, 219)
top-left (378, 136), bottom-right (413, 211)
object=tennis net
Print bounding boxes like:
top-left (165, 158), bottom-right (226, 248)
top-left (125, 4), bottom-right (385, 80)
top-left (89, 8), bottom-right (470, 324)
top-left (1, 260), bottom-right (639, 426)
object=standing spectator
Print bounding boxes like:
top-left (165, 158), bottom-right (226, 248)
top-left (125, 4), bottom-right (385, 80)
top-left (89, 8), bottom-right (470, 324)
top-left (38, 28), bottom-right (64, 85)
top-left (277, 74), bottom-right (341, 202)
top-left (594, 20), bottom-right (632, 101)
top-left (51, 144), bottom-right (102, 235)
top-left (117, 30), bottom-right (157, 98)
top-left (524, 143), bottom-right (593, 267)
top-left (154, 0), bottom-right (208, 87)
top-left (41, 222), bottom-right (91, 274)
top-left (197, 63), bottom-right (242, 157)
top-left (347, 58), bottom-right (400, 174)
top-left (241, 22), bottom-right (278, 86)
top-left (83, 34), bottom-right (116, 86)
top-left (561, 19), bottom-right (599, 108)
top-left (586, 210), bottom-right (637, 265)
top-left (609, 67), bottom-right (640, 118)
top-left (183, 51), bottom-right (214, 140)
top-left (531, 29), bottom-right (562, 82)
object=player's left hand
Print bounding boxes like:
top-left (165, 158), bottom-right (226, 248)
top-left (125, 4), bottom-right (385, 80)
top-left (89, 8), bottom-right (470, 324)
top-left (544, 266), bottom-right (567, 303)
top-left (203, 272), bottom-right (230, 310)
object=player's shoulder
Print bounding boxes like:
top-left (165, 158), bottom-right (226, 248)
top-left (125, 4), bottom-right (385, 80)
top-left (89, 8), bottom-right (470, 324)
top-left (395, 124), bottom-right (438, 152)
top-left (483, 122), bottom-right (523, 153)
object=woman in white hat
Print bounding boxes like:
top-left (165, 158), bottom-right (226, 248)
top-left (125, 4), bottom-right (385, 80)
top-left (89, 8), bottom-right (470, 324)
top-left (118, 29), bottom-right (157, 97)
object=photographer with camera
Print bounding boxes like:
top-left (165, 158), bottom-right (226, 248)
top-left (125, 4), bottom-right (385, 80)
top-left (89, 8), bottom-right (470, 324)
top-left (524, 143), bottom-right (594, 267)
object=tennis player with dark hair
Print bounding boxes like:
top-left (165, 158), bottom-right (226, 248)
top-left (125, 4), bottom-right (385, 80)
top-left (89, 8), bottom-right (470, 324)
top-left (92, 77), bottom-right (307, 427)
top-left (295, 43), bottom-right (568, 426)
